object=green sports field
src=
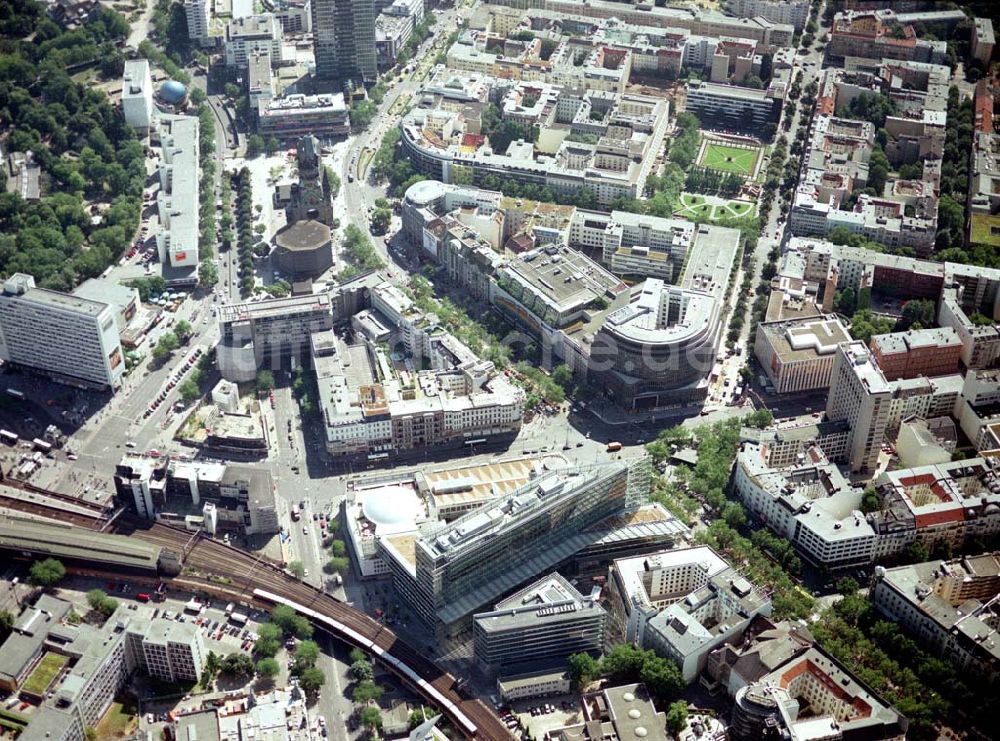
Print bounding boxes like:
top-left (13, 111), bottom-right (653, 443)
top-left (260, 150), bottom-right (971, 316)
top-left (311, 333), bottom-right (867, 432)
top-left (699, 143), bottom-right (759, 175)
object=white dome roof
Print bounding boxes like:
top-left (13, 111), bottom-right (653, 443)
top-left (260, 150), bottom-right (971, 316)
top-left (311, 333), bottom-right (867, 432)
top-left (634, 728), bottom-right (647, 737)
top-left (361, 485), bottom-right (422, 527)
top-left (404, 179), bottom-right (447, 207)
top-left (628, 709), bottom-right (641, 719)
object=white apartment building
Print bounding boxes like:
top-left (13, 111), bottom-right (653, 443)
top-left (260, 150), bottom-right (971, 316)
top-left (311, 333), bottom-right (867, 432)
top-left (608, 547), bottom-right (732, 646)
top-left (753, 315), bottom-right (850, 394)
top-left (825, 341), bottom-right (962, 473)
top-left (872, 553), bottom-right (1000, 678)
top-left (971, 17), bottom-right (995, 68)
top-left (122, 59), bottom-right (153, 130)
top-left (114, 456), bottom-right (161, 519)
top-left (184, 0), bottom-right (211, 45)
top-left (568, 210), bottom-right (694, 282)
top-left (7, 599), bottom-right (206, 741)
top-left (733, 441), bottom-right (877, 569)
top-left (0, 274), bottom-right (124, 390)
top-left (956, 369), bottom-right (1000, 452)
top-left (316, 332), bottom-right (523, 459)
top-left (826, 342), bottom-right (895, 473)
top-left (224, 14), bottom-right (283, 68)
top-left (136, 619), bottom-right (205, 683)
top-left (607, 547), bottom-right (771, 682)
top-left (156, 116), bottom-right (200, 271)
top-left (725, 0), bottom-right (809, 31)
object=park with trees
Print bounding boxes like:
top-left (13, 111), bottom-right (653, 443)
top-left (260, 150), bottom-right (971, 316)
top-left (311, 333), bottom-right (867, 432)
top-left (0, 1), bottom-right (147, 292)
top-left (338, 224), bottom-right (386, 281)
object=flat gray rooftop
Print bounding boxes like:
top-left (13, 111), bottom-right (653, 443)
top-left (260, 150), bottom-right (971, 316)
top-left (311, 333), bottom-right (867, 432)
top-left (505, 245), bottom-right (622, 312)
top-left (0, 516), bottom-right (160, 571)
top-left (219, 293), bottom-right (332, 323)
top-left (680, 225), bottom-right (741, 299)
top-left (17, 287), bottom-right (108, 318)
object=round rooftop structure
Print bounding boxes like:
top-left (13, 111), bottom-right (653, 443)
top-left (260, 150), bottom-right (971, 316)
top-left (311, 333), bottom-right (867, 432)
top-left (362, 485), bottom-right (422, 528)
top-left (539, 454), bottom-right (567, 471)
top-left (273, 219), bottom-right (333, 280)
top-left (404, 179), bottom-right (448, 208)
top-left (159, 80), bottom-right (187, 104)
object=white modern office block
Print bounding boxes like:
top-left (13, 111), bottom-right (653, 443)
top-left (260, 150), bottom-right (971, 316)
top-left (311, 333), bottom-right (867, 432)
top-left (122, 59), bottom-right (154, 130)
top-left (0, 273), bottom-right (124, 390)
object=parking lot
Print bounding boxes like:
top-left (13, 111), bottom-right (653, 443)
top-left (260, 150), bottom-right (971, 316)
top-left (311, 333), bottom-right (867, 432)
top-left (142, 345), bottom-right (205, 421)
top-left (497, 696), bottom-right (584, 738)
top-left (109, 583), bottom-right (264, 656)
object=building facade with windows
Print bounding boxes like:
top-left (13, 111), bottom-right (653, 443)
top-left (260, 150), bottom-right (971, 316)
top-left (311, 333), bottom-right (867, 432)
top-left (869, 327), bottom-right (962, 381)
top-left (257, 93), bottom-right (350, 138)
top-left (473, 573), bottom-right (606, 673)
top-left (684, 80), bottom-right (782, 133)
top-left (0, 274), bottom-right (124, 390)
top-left (3, 597), bottom-right (206, 741)
top-left (224, 14), bottom-right (283, 68)
top-left (136, 619), bottom-right (205, 683)
top-left (183, 0), bottom-right (211, 45)
top-left (217, 293), bottom-right (334, 381)
top-left (754, 315), bottom-right (850, 394)
top-left (382, 459), bottom-right (650, 635)
top-left (871, 553), bottom-right (1000, 679)
top-left (724, 0), bottom-right (809, 31)
top-left (825, 342), bottom-right (895, 473)
top-left (312, 0), bottom-right (377, 83)
top-left (122, 59), bottom-right (153, 130)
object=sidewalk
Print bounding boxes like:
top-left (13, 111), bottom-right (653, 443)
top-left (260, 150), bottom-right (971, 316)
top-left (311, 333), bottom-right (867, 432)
top-left (582, 399), bottom-right (704, 427)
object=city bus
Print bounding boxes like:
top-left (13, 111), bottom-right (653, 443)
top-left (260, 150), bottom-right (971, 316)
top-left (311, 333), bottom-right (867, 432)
top-left (0, 430), bottom-right (17, 445)
top-left (606, 441), bottom-right (623, 453)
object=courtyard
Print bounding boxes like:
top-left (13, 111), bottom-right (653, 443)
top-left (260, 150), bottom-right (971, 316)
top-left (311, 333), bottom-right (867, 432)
top-left (674, 192), bottom-right (756, 221)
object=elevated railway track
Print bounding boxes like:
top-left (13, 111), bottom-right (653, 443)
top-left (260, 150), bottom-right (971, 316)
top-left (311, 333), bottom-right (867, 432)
top-left (114, 520), bottom-right (510, 739)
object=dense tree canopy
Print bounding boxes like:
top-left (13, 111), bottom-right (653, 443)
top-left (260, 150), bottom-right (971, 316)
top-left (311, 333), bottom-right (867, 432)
top-left (835, 92), bottom-right (897, 128)
top-left (270, 604), bottom-right (314, 639)
top-left (567, 645), bottom-right (684, 706)
top-left (0, 2), bottom-right (143, 290)
top-left (29, 558), bottom-right (66, 587)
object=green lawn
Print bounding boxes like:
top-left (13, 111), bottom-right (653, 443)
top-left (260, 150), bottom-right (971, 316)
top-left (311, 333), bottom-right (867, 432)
top-left (970, 212), bottom-right (1000, 247)
top-left (674, 192), bottom-right (755, 222)
top-left (700, 143), bottom-right (759, 175)
top-left (95, 702), bottom-right (138, 739)
top-left (22, 653), bottom-right (67, 696)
